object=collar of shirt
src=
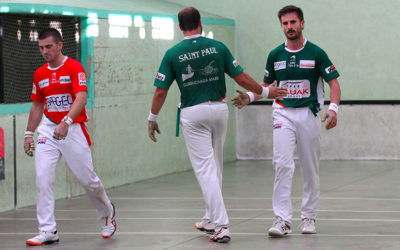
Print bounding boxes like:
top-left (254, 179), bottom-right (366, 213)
top-left (184, 34), bottom-right (202, 40)
top-left (285, 39), bottom-right (307, 53)
top-left (48, 56), bottom-right (68, 70)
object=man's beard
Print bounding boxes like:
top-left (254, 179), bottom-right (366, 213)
top-left (285, 30), bottom-right (301, 40)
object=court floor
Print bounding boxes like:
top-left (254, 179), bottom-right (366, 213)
top-left (0, 160), bottom-right (400, 249)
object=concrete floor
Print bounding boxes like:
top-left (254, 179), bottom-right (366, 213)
top-left (1, 160), bottom-right (400, 249)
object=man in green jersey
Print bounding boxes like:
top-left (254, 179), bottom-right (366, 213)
top-left (148, 7), bottom-right (287, 243)
top-left (232, 5), bottom-right (341, 237)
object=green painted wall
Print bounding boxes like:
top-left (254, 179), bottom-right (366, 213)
top-left (90, 19), bottom-right (237, 189)
top-left (0, 0), bottom-right (237, 210)
top-left (167, 0), bottom-right (400, 101)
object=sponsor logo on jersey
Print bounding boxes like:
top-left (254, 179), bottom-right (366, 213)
top-left (264, 69), bottom-right (269, 77)
top-left (273, 123), bottom-right (282, 129)
top-left (38, 79), bottom-right (49, 89)
top-left (156, 72), bottom-right (166, 81)
top-left (46, 94), bottom-right (73, 112)
top-left (51, 73), bottom-right (57, 84)
top-left (32, 83), bottom-right (36, 94)
top-left (300, 60), bottom-right (315, 69)
top-left (325, 65), bottom-right (336, 74)
top-left (78, 72), bottom-right (86, 86)
top-left (274, 61), bottom-right (286, 71)
top-left (279, 80), bottom-right (311, 98)
top-left (59, 76), bottom-right (72, 84)
top-left (37, 138), bottom-right (47, 144)
top-left (233, 59), bottom-right (239, 67)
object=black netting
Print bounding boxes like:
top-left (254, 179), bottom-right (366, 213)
top-left (0, 14), bottom-right (81, 103)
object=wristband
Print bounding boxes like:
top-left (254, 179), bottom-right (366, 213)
top-left (328, 103), bottom-right (339, 113)
top-left (246, 92), bottom-right (255, 103)
top-left (62, 116), bottom-right (73, 125)
top-left (24, 131), bottom-right (34, 138)
top-left (260, 86), bottom-right (269, 99)
top-left (148, 112), bottom-right (158, 122)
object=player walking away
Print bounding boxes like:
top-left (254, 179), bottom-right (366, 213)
top-left (148, 7), bottom-right (287, 243)
top-left (24, 28), bottom-right (116, 246)
top-left (232, 5), bottom-right (341, 237)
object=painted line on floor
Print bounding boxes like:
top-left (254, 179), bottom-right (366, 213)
top-left (1, 232), bottom-right (400, 237)
top-left (71, 196), bottom-right (400, 201)
top-left (2, 217), bottom-right (400, 222)
top-left (15, 208), bottom-right (400, 213)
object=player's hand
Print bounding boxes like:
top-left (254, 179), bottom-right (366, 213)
top-left (267, 81), bottom-right (288, 100)
top-left (53, 122), bottom-right (69, 140)
top-left (231, 89), bottom-right (250, 109)
top-left (24, 137), bottom-right (35, 157)
top-left (148, 121), bottom-right (160, 142)
top-left (322, 110), bottom-right (337, 130)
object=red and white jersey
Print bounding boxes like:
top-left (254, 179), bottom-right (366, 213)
top-left (31, 57), bottom-right (88, 124)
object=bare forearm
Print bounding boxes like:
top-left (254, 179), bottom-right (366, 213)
top-left (234, 72), bottom-right (263, 95)
top-left (66, 91), bottom-right (87, 121)
top-left (328, 79), bottom-right (341, 104)
top-left (151, 88), bottom-right (168, 115)
top-left (26, 102), bottom-right (45, 132)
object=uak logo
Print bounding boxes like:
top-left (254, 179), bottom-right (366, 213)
top-left (37, 138), bottom-right (47, 144)
top-left (289, 88), bottom-right (309, 95)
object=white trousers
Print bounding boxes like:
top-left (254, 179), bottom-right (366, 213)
top-left (180, 101), bottom-right (229, 230)
top-left (35, 118), bottom-right (113, 232)
top-left (272, 107), bottom-right (321, 224)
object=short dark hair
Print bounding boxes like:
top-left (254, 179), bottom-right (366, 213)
top-left (178, 7), bottom-right (201, 31)
top-left (278, 5), bottom-right (304, 22)
top-left (38, 28), bottom-right (63, 43)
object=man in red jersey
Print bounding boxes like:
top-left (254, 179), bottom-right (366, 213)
top-left (24, 28), bottom-right (116, 246)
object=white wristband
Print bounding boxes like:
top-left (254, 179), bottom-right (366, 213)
top-left (260, 86), bottom-right (269, 99)
top-left (148, 112), bottom-right (158, 122)
top-left (328, 103), bottom-right (339, 113)
top-left (62, 116), bottom-right (73, 125)
top-left (246, 92), bottom-right (255, 103)
top-left (24, 131), bottom-right (34, 138)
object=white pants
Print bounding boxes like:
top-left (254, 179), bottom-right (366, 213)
top-left (180, 101), bottom-right (229, 230)
top-left (35, 118), bottom-right (113, 232)
top-left (272, 107), bottom-right (321, 224)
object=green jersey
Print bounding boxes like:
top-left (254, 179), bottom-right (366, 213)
top-left (154, 35), bottom-right (243, 108)
top-left (263, 40), bottom-right (340, 110)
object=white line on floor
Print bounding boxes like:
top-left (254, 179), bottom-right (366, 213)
top-left (2, 217), bottom-right (400, 222)
top-left (71, 196), bottom-right (400, 201)
top-left (1, 232), bottom-right (400, 237)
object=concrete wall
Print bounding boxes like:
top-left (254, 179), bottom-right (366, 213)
top-left (0, 1), bottom-right (238, 212)
top-left (168, 0), bottom-right (400, 160)
top-left (237, 105), bottom-right (400, 160)
top-left (1, 0), bottom-right (399, 212)
top-left (167, 0), bottom-right (400, 101)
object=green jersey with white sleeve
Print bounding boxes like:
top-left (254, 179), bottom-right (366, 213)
top-left (263, 40), bottom-right (339, 112)
top-left (154, 35), bottom-right (243, 108)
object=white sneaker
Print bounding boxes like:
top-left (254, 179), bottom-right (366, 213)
top-left (195, 219), bottom-right (215, 234)
top-left (101, 203), bottom-right (117, 238)
top-left (268, 217), bottom-right (291, 237)
top-left (299, 218), bottom-right (317, 234)
top-left (209, 227), bottom-right (230, 243)
top-left (26, 231), bottom-right (59, 246)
